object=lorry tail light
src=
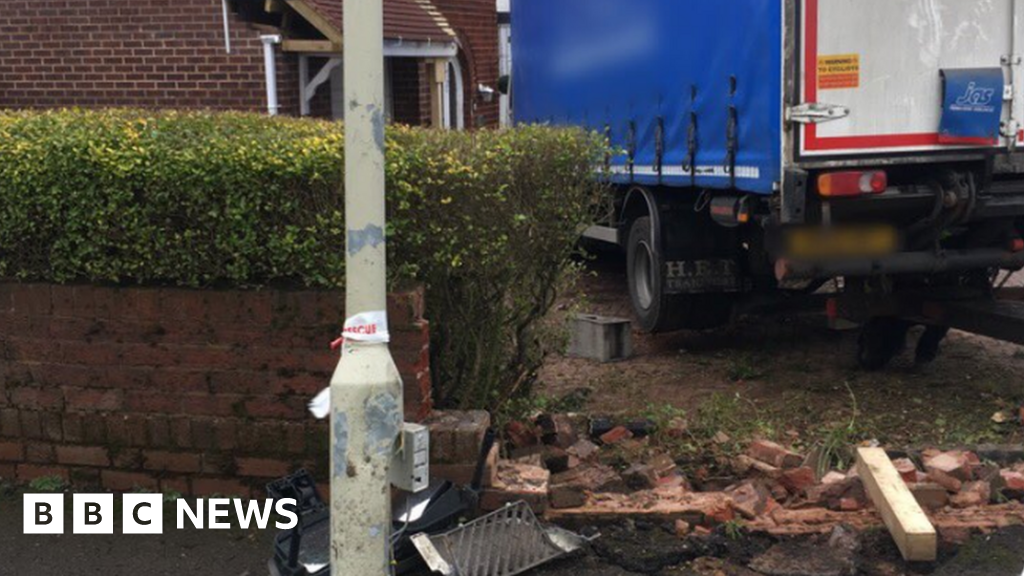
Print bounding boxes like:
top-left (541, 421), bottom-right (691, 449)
top-left (1011, 238), bottom-right (1024, 253)
top-left (817, 171), bottom-right (888, 198)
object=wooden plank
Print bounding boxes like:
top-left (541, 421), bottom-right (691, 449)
top-left (282, 39), bottom-right (340, 53)
top-left (284, 0), bottom-right (342, 43)
top-left (856, 447), bottom-right (936, 562)
top-left (429, 59), bottom-right (446, 128)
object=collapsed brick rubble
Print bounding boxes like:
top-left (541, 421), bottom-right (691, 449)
top-left (425, 410), bottom-right (1024, 544)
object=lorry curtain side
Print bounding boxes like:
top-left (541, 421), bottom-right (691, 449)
top-left (511, 0), bottom-right (784, 195)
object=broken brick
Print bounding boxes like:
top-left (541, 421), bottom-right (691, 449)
top-left (567, 439), bottom-right (599, 461)
top-left (504, 421), bottom-right (540, 450)
top-left (950, 481), bottom-right (991, 508)
top-left (926, 469), bottom-right (963, 493)
top-left (623, 463), bottom-right (659, 490)
top-left (549, 482), bottom-right (587, 509)
top-left (536, 414), bottom-right (578, 449)
top-left (542, 446), bottom-right (576, 474)
top-left (838, 497), bottom-right (863, 512)
top-left (482, 461), bottom-right (550, 513)
top-left (892, 458), bottom-right (919, 484)
top-left (780, 467), bottom-right (816, 494)
top-left (909, 482), bottom-right (949, 510)
top-left (732, 454), bottom-right (782, 479)
top-left (1000, 470), bottom-right (1024, 492)
top-left (821, 471), bottom-right (847, 485)
top-left (551, 463), bottom-right (627, 495)
top-left (599, 426), bottom-right (633, 446)
top-left (924, 450), bottom-right (975, 482)
top-left (748, 440), bottom-right (804, 469)
top-left (727, 481), bottom-right (772, 520)
top-left (674, 519), bottom-right (691, 538)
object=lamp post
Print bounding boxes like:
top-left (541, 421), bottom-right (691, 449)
top-left (330, 0), bottom-right (403, 573)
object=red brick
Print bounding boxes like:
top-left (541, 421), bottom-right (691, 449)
top-left (235, 457), bottom-right (291, 478)
top-left (387, 289), bottom-right (425, 325)
top-left (243, 396), bottom-right (306, 420)
top-left (892, 458), bottom-right (919, 484)
top-left (112, 448), bottom-right (144, 469)
top-left (924, 450), bottom-right (975, 482)
top-left (779, 466), bottom-right (817, 494)
top-left (143, 450), bottom-right (201, 473)
top-left (748, 440), bottom-right (804, 469)
top-left (951, 481), bottom-right (991, 508)
top-left (0, 410), bottom-right (20, 437)
top-left (10, 387), bottom-right (64, 410)
top-left (101, 470), bottom-right (158, 492)
top-left (160, 476), bottom-right (190, 496)
top-left (56, 446), bottom-right (109, 467)
top-left (64, 388), bottom-right (123, 411)
top-left (599, 426), bottom-right (633, 446)
top-left (16, 464), bottom-right (68, 483)
top-left (25, 443), bottom-right (55, 464)
top-left (180, 394), bottom-right (244, 417)
top-left (0, 441), bottom-right (24, 462)
top-left (124, 391), bottom-right (180, 413)
top-left (192, 477), bottom-right (250, 498)
top-left (1001, 470), bottom-right (1024, 491)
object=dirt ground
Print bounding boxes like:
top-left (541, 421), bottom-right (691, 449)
top-left (538, 255), bottom-right (1024, 457)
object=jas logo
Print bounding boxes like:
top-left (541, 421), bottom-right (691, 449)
top-left (953, 82), bottom-right (996, 111)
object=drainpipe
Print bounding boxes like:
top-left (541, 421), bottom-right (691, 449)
top-left (330, 0), bottom-right (403, 573)
top-left (221, 0), bottom-right (232, 54)
top-left (261, 35), bottom-right (282, 116)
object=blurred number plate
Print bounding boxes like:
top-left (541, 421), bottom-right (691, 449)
top-left (787, 226), bottom-right (897, 259)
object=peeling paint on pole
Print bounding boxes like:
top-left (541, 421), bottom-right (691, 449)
top-left (347, 224), bottom-right (386, 255)
top-left (332, 410), bottom-right (350, 479)
top-left (371, 107), bottom-right (386, 150)
top-left (364, 392), bottom-right (401, 459)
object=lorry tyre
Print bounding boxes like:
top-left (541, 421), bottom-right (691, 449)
top-left (626, 217), bottom-right (732, 333)
top-left (857, 317), bottom-right (911, 371)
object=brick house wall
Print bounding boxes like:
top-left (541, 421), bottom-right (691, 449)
top-left (0, 0), bottom-right (498, 128)
top-left (433, 0), bottom-right (500, 128)
top-left (0, 284), bottom-right (431, 496)
top-left (0, 0), bottom-right (299, 115)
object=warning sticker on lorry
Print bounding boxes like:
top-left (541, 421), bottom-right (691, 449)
top-left (817, 54), bottom-right (860, 90)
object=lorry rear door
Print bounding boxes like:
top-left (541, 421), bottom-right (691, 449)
top-left (797, 0), bottom-right (1023, 159)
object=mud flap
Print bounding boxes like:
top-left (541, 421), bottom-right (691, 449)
top-left (939, 68), bottom-right (1005, 145)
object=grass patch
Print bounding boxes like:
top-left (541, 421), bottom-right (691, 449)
top-left (27, 475), bottom-right (66, 493)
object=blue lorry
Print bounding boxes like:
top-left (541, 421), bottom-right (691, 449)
top-left (512, 0), bottom-right (1024, 367)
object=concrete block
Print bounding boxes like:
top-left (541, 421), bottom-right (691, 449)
top-left (567, 314), bottom-right (632, 363)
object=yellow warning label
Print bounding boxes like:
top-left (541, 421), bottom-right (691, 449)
top-left (818, 54), bottom-right (860, 90)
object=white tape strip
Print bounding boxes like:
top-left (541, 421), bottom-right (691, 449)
top-left (342, 310), bottom-right (390, 344)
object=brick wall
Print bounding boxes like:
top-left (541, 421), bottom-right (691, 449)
top-left (432, 0), bottom-right (500, 128)
top-left (0, 0), bottom-right (298, 115)
top-left (0, 283), bottom-right (431, 496)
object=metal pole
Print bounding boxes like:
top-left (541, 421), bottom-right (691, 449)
top-left (330, 0), bottom-right (403, 574)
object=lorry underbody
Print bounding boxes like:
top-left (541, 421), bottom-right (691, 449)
top-left (597, 153), bottom-right (1024, 369)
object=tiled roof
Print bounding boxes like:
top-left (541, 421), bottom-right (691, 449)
top-left (302, 0), bottom-right (456, 43)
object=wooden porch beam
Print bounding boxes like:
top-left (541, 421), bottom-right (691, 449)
top-left (282, 39), bottom-right (341, 53)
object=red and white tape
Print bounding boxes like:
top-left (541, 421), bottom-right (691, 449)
top-left (330, 310), bottom-right (391, 350)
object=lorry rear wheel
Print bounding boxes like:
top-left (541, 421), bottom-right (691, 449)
top-left (627, 216), bottom-right (732, 333)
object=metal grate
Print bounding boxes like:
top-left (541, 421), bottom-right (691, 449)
top-left (411, 501), bottom-right (590, 576)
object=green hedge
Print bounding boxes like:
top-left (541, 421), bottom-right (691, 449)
top-left (0, 109), bottom-right (606, 409)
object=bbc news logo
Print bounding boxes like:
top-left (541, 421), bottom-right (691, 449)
top-left (23, 494), bottom-right (298, 534)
